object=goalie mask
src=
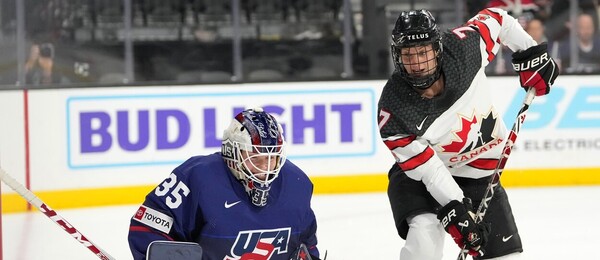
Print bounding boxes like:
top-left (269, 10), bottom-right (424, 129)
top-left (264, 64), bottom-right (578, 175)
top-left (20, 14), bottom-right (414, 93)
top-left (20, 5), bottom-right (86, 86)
top-left (221, 108), bottom-right (286, 207)
top-left (391, 9), bottom-right (443, 90)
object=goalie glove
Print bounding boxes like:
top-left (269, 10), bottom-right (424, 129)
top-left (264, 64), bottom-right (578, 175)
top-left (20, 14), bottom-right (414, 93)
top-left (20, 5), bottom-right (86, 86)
top-left (437, 198), bottom-right (490, 257)
top-left (511, 42), bottom-right (559, 96)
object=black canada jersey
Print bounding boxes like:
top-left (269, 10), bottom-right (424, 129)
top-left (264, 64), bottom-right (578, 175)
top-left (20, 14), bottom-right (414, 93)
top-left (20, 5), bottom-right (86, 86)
top-left (378, 8), bottom-right (537, 203)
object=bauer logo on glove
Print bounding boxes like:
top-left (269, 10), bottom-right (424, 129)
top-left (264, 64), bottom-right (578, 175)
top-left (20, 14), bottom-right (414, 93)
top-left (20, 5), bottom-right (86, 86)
top-left (511, 42), bottom-right (559, 96)
top-left (511, 52), bottom-right (549, 71)
top-left (437, 199), bottom-right (490, 257)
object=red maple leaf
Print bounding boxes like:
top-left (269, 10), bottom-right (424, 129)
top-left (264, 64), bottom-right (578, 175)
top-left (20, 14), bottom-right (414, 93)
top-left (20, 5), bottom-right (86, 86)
top-left (441, 114), bottom-right (478, 153)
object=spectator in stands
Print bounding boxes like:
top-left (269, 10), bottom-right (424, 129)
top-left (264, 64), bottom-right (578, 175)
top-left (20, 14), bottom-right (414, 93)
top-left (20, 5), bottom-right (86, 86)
top-left (524, 17), bottom-right (562, 69)
top-left (557, 13), bottom-right (600, 73)
top-left (484, 46), bottom-right (515, 75)
top-left (486, 0), bottom-right (540, 12)
top-left (545, 0), bottom-right (599, 42)
top-left (465, 0), bottom-right (490, 18)
top-left (486, 0), bottom-right (539, 26)
top-left (485, 5), bottom-right (544, 76)
top-left (526, 18), bottom-right (548, 43)
top-left (25, 43), bottom-right (70, 85)
top-left (532, 0), bottom-right (553, 21)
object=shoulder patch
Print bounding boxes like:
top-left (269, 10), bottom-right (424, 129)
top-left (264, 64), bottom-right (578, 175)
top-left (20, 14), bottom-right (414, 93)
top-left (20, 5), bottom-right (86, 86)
top-left (133, 205), bottom-right (174, 234)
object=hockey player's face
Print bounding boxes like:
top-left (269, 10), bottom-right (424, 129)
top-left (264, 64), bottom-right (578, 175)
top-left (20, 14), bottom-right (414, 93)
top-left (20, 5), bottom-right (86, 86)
top-left (242, 152), bottom-right (278, 180)
top-left (400, 45), bottom-right (437, 77)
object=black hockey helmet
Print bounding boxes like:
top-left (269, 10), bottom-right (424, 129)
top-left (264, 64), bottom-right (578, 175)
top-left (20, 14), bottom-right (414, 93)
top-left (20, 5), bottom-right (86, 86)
top-left (391, 10), bottom-right (443, 90)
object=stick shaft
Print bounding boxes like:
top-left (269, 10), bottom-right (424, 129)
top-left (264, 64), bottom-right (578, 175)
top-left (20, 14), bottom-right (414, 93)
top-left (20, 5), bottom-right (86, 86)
top-left (0, 168), bottom-right (115, 260)
top-left (457, 88), bottom-right (536, 260)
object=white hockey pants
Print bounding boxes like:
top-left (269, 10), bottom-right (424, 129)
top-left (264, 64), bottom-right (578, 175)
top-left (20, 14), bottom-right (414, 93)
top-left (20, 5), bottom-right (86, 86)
top-left (400, 213), bottom-right (445, 260)
top-left (399, 213), bottom-right (522, 260)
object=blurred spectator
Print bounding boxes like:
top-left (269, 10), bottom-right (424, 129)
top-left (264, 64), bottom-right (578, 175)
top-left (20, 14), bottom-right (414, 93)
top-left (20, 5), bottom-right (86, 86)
top-left (532, 0), bottom-right (553, 21)
top-left (485, 2), bottom-right (542, 76)
top-left (485, 11), bottom-right (556, 76)
top-left (526, 18), bottom-right (548, 43)
top-left (525, 17), bottom-right (562, 65)
top-left (465, 0), bottom-right (490, 18)
top-left (545, 0), bottom-right (599, 42)
top-left (24, 43), bottom-right (70, 85)
top-left (525, 17), bottom-right (562, 69)
top-left (486, 0), bottom-right (540, 12)
top-left (486, 0), bottom-right (539, 27)
top-left (485, 46), bottom-right (515, 75)
top-left (25, 0), bottom-right (71, 43)
top-left (557, 13), bottom-right (600, 73)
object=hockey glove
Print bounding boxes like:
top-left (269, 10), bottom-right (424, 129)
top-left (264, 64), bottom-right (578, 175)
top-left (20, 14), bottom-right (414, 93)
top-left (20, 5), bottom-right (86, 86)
top-left (437, 198), bottom-right (490, 257)
top-left (511, 42), bottom-right (559, 96)
top-left (290, 244), bottom-right (321, 260)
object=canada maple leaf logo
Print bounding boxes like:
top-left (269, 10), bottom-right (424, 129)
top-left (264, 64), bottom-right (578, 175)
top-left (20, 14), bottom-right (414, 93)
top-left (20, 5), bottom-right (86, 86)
top-left (475, 14), bottom-right (490, 21)
top-left (440, 111), bottom-right (498, 154)
top-left (441, 114), bottom-right (478, 153)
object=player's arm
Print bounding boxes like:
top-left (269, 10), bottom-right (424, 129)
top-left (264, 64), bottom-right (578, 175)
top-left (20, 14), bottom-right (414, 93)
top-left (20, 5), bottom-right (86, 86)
top-left (378, 110), bottom-right (489, 256)
top-left (298, 182), bottom-right (320, 259)
top-left (301, 214), bottom-right (320, 258)
top-left (465, 8), bottom-right (559, 95)
top-left (128, 200), bottom-right (178, 260)
top-left (381, 133), bottom-right (464, 205)
top-left (381, 130), bottom-right (490, 256)
top-left (378, 109), bottom-right (463, 205)
top-left (470, 8), bottom-right (537, 52)
top-left (128, 171), bottom-right (200, 260)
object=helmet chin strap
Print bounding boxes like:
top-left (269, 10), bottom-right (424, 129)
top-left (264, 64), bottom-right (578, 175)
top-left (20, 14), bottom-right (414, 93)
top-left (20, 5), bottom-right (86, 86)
top-left (409, 70), bottom-right (442, 91)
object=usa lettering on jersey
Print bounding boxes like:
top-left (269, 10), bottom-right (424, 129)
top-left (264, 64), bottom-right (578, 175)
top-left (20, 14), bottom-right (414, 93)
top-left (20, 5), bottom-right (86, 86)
top-left (225, 227), bottom-right (291, 260)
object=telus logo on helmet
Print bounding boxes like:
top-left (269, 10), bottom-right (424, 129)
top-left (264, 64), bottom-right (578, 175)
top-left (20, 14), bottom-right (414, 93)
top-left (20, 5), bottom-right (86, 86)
top-left (406, 33), bottom-right (429, 41)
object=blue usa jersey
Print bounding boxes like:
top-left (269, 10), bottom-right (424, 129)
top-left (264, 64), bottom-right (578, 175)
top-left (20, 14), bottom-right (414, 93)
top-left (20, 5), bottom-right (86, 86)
top-left (128, 152), bottom-right (319, 260)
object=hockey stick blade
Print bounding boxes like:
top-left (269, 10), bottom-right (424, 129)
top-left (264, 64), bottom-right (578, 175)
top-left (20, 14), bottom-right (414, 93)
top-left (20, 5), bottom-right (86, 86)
top-left (0, 168), bottom-right (115, 260)
top-left (456, 87), bottom-right (536, 260)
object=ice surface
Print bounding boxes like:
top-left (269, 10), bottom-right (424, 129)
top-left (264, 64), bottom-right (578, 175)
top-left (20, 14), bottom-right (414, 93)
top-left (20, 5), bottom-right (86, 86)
top-left (3, 186), bottom-right (600, 259)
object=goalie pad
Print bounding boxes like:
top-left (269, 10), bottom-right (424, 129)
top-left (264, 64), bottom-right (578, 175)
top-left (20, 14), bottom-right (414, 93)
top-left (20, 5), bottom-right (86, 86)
top-left (146, 241), bottom-right (203, 260)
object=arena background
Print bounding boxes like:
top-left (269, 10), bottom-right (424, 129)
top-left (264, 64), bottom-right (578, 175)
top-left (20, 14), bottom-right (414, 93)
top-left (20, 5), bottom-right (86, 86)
top-left (2, 75), bottom-right (599, 213)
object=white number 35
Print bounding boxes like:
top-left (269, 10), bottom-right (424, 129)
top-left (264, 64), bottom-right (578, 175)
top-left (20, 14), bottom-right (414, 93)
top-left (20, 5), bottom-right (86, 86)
top-left (154, 173), bottom-right (190, 209)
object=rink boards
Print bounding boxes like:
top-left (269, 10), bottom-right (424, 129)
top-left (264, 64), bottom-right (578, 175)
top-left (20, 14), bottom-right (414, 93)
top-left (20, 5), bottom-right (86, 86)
top-left (1, 76), bottom-right (599, 213)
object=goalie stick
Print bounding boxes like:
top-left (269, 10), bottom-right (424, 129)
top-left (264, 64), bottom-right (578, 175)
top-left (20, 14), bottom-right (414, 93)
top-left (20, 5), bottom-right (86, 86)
top-left (0, 168), bottom-right (115, 260)
top-left (457, 87), bottom-right (536, 260)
